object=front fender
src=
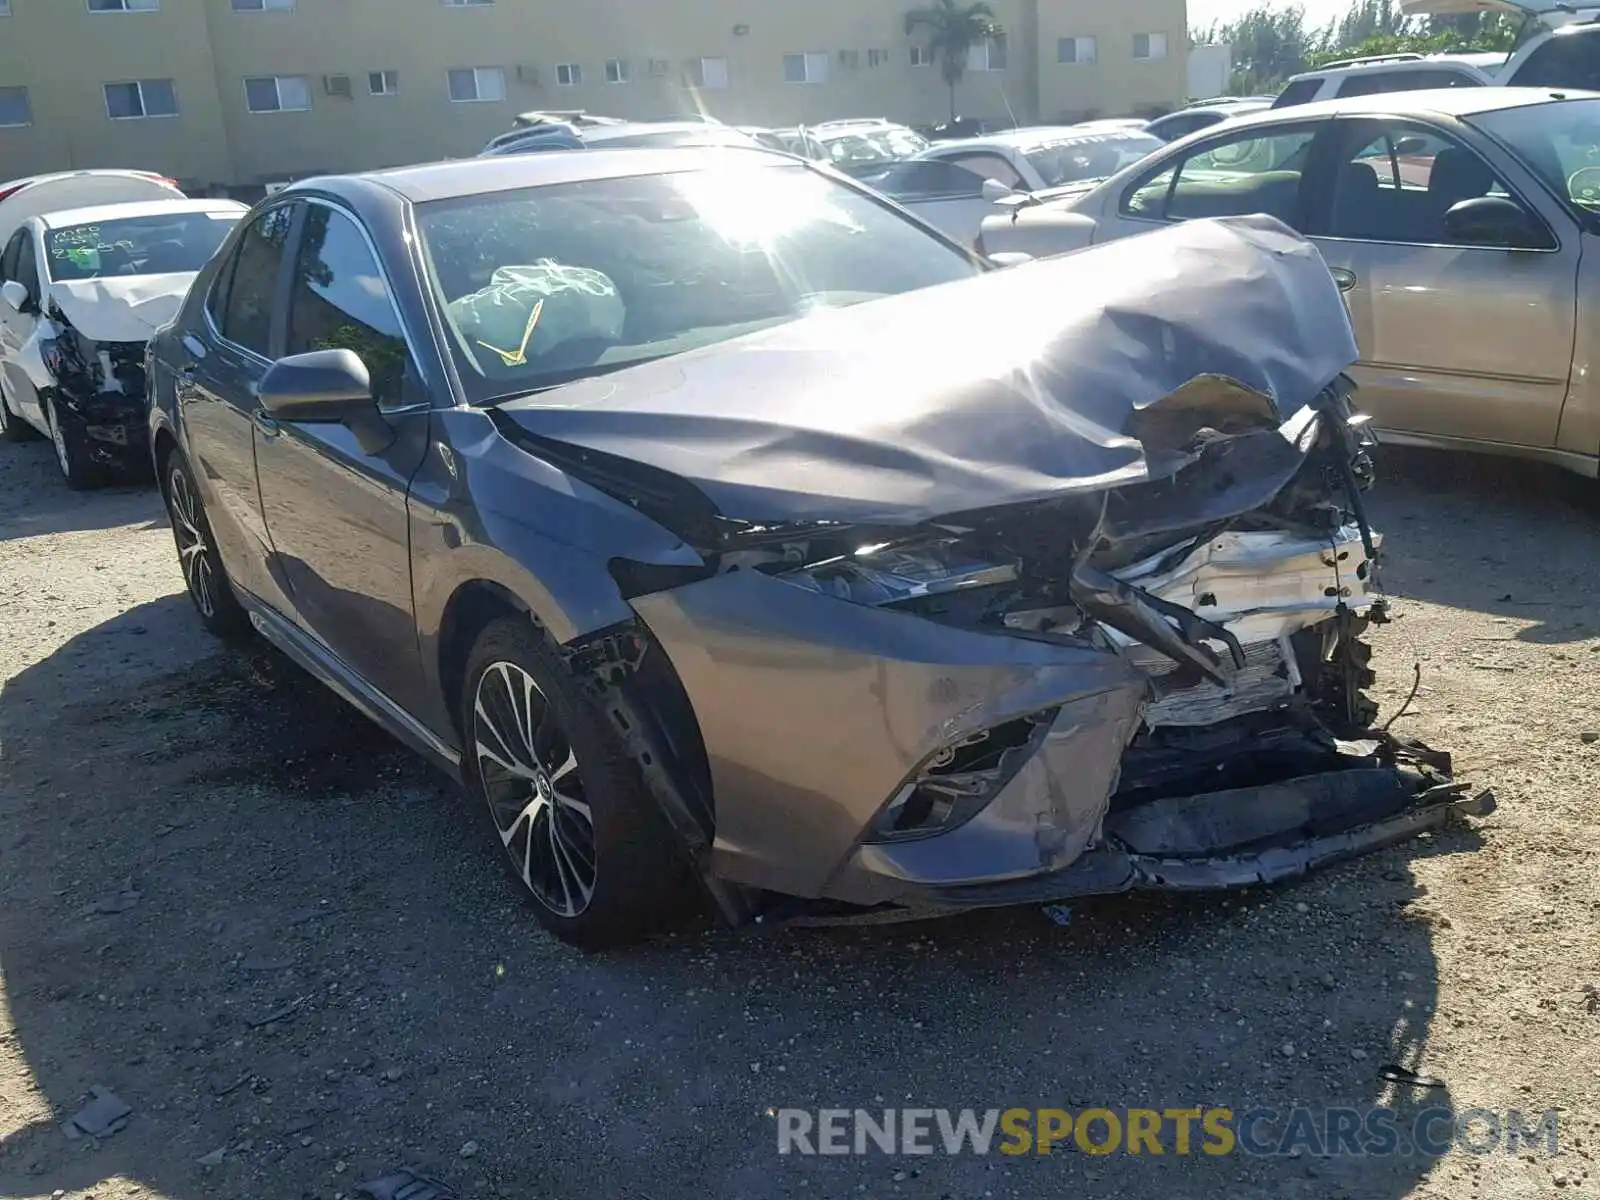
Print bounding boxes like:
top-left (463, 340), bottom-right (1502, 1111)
top-left (408, 407), bottom-right (707, 734)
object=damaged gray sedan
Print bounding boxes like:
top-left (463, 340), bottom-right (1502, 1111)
top-left (146, 149), bottom-right (1483, 947)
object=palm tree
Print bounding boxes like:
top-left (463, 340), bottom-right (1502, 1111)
top-left (904, 0), bottom-right (1001, 121)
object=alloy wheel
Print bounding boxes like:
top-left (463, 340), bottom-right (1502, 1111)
top-left (167, 465), bottom-right (218, 619)
top-left (472, 661), bottom-right (597, 917)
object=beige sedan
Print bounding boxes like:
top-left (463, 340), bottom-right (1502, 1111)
top-left (978, 87), bottom-right (1600, 478)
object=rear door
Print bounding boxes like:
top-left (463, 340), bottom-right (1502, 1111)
top-left (178, 202), bottom-right (300, 614)
top-left (1306, 117), bottom-right (1579, 449)
top-left (252, 199), bottom-right (431, 713)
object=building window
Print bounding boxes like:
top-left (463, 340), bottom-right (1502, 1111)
top-left (867, 48), bottom-right (890, 68)
top-left (1058, 36), bottom-right (1097, 65)
top-left (605, 59), bottom-right (630, 84)
top-left (369, 70), bottom-right (399, 95)
top-left (910, 45), bottom-right (933, 67)
top-left (837, 50), bottom-right (860, 70)
top-left (88, 0), bottom-right (160, 10)
top-left (688, 57), bottom-right (729, 90)
top-left (1134, 32), bottom-right (1169, 60)
top-left (441, 0), bottom-right (493, 6)
top-left (0, 86), bottom-right (29, 127)
top-left (0, 2), bottom-right (11, 15)
top-left (646, 58), bottom-right (670, 77)
top-left (105, 79), bottom-right (179, 119)
top-left (555, 63), bottom-right (582, 87)
top-left (231, 0), bottom-right (294, 9)
top-left (783, 52), bottom-right (830, 84)
top-left (447, 66), bottom-right (505, 102)
top-left (244, 75), bottom-right (312, 112)
top-left (967, 35), bottom-right (1007, 72)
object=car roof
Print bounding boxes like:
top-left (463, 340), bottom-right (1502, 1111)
top-left (926, 126), bottom-right (1159, 155)
top-left (1292, 54), bottom-right (1495, 79)
top-left (1213, 85), bottom-right (1592, 128)
top-left (346, 146), bottom-right (804, 203)
top-left (37, 198), bottom-right (245, 229)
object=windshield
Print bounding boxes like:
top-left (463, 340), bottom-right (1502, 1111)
top-left (1469, 98), bottom-right (1600, 217)
top-left (415, 162), bottom-right (981, 405)
top-left (1024, 133), bottom-right (1164, 186)
top-left (45, 211), bottom-right (238, 282)
top-left (820, 128), bottom-right (930, 176)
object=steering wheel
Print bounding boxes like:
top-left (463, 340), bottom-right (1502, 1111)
top-left (1566, 165), bottom-right (1600, 210)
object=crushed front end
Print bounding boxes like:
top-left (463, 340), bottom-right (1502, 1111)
top-left (40, 317), bottom-right (151, 470)
top-left (620, 379), bottom-right (1484, 923)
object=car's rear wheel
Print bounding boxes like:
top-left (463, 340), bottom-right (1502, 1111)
top-left (44, 396), bottom-right (102, 490)
top-left (163, 448), bottom-right (249, 638)
top-left (461, 617), bottom-right (692, 948)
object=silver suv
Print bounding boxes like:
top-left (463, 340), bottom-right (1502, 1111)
top-left (1273, 53), bottom-right (1495, 108)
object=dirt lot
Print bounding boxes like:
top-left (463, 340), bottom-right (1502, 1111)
top-left (0, 434), bottom-right (1597, 1200)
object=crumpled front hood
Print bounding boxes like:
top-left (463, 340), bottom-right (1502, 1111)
top-left (47, 272), bottom-right (198, 344)
top-left (499, 214), bottom-right (1359, 526)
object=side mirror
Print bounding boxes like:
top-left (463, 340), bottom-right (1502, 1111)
top-left (1393, 136), bottom-right (1428, 156)
top-left (1442, 195), bottom-right (1547, 249)
top-left (257, 348), bottom-right (395, 454)
top-left (1, 280), bottom-right (29, 314)
top-left (981, 177), bottom-right (1017, 203)
top-left (986, 251), bottom-right (1034, 269)
top-left (258, 348), bottom-right (372, 421)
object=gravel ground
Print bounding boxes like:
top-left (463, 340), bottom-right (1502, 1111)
top-left (0, 434), bottom-right (1597, 1200)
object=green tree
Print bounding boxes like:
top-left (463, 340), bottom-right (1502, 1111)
top-left (904, 0), bottom-right (1002, 121)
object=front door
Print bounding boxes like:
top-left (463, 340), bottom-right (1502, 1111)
top-left (253, 201), bottom-right (431, 714)
top-left (1308, 118), bottom-right (1579, 450)
top-left (0, 228), bottom-right (45, 429)
top-left (178, 202), bottom-right (299, 612)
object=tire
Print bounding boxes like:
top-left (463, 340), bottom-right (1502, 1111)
top-left (162, 447), bottom-right (250, 639)
top-left (44, 395), bottom-right (103, 490)
top-left (461, 617), bottom-right (693, 949)
top-left (0, 381), bottom-right (38, 443)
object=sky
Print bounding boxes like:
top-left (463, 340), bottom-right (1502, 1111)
top-left (1189, 0), bottom-right (1360, 33)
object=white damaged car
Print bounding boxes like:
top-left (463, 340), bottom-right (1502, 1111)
top-left (0, 197), bottom-right (245, 486)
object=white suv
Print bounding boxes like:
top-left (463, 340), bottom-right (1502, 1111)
top-left (1272, 53), bottom-right (1495, 108)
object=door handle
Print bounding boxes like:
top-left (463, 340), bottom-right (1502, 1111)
top-left (252, 408), bottom-right (281, 438)
top-left (1330, 267), bottom-right (1358, 293)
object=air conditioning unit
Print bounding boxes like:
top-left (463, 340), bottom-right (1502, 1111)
top-left (323, 74), bottom-right (353, 99)
top-left (516, 64), bottom-right (541, 85)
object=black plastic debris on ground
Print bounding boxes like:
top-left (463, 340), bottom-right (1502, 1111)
top-left (356, 1169), bottom-right (457, 1200)
top-left (61, 1086), bottom-right (132, 1140)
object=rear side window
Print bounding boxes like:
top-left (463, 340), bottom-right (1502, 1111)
top-left (1122, 127), bottom-right (1317, 226)
top-left (1272, 79), bottom-right (1324, 109)
top-left (874, 160), bottom-right (986, 197)
top-left (1510, 32), bottom-right (1600, 90)
top-left (0, 229), bottom-right (24, 283)
top-left (1336, 68), bottom-right (1481, 98)
top-left (213, 204), bottom-right (295, 356)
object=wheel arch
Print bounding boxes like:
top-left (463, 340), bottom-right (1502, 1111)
top-left (436, 578), bottom-right (538, 742)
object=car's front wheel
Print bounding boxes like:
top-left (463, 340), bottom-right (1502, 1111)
top-left (461, 618), bottom-right (692, 948)
top-left (163, 448), bottom-right (249, 638)
top-left (0, 381), bottom-right (37, 443)
top-left (44, 396), bottom-right (102, 489)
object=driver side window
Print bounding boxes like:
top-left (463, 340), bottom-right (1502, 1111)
top-left (1121, 126), bottom-right (1318, 227)
top-left (0, 230), bottom-right (23, 284)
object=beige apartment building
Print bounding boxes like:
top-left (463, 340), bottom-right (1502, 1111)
top-left (0, 0), bottom-right (1188, 194)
